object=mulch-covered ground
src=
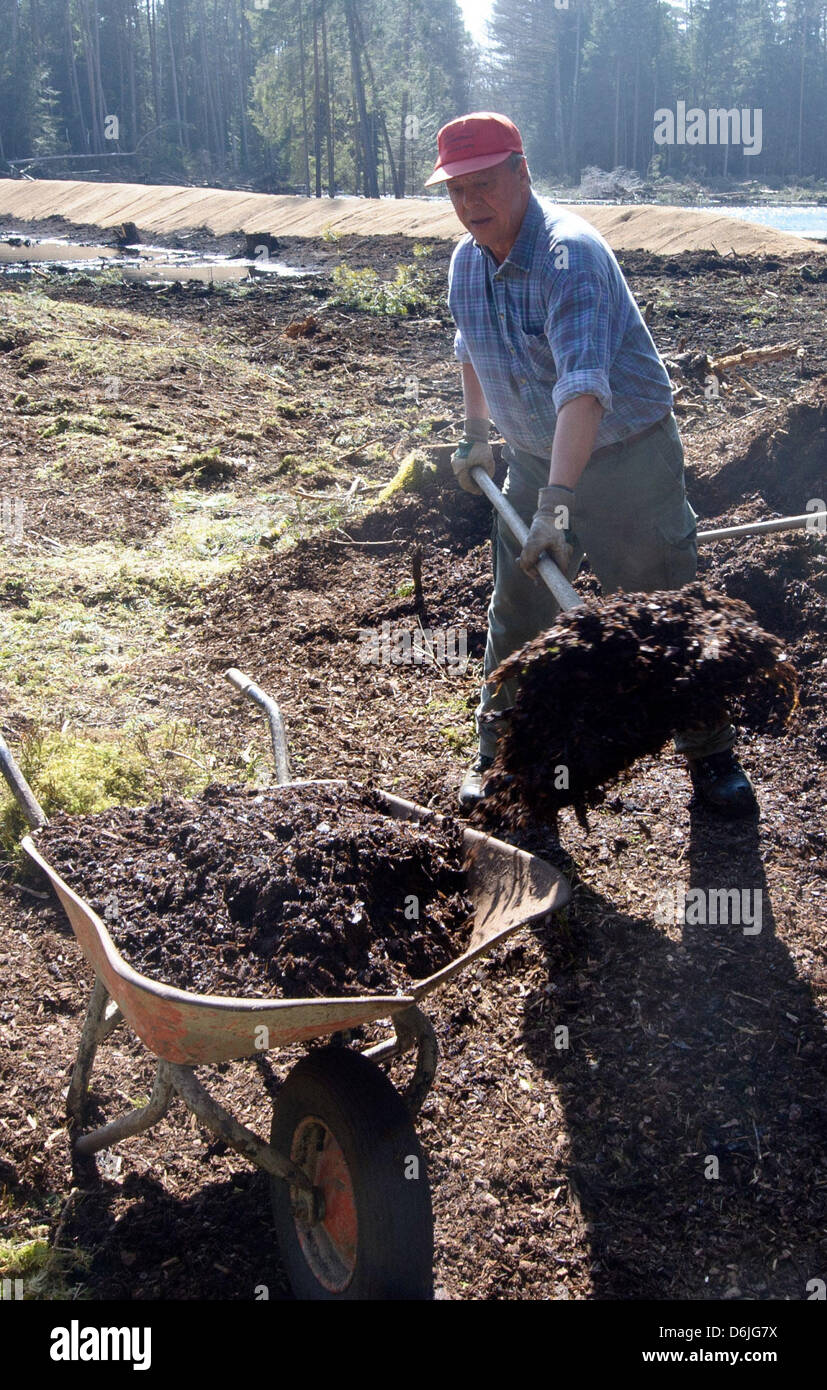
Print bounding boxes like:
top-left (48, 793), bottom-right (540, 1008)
top-left (0, 238), bottom-right (825, 1302)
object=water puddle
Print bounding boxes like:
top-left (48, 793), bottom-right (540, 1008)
top-left (567, 201), bottom-right (827, 241)
top-left (695, 205), bottom-right (827, 241)
top-left (0, 231), bottom-right (317, 283)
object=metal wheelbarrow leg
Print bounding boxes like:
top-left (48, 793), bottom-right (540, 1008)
top-left (67, 976), bottom-right (123, 1128)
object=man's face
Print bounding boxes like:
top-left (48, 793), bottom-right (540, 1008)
top-left (445, 157), bottom-right (530, 262)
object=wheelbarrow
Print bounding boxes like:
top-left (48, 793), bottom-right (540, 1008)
top-left (1, 670), bottom-right (569, 1301)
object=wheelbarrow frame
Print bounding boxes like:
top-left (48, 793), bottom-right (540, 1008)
top-left (10, 671), bottom-right (570, 1297)
top-left (61, 971), bottom-right (440, 1202)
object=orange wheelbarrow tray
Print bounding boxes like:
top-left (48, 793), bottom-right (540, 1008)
top-left (22, 785), bottom-right (567, 1148)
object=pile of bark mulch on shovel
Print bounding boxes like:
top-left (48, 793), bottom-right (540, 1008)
top-left (481, 582), bottom-right (798, 828)
top-left (33, 783), bottom-right (474, 998)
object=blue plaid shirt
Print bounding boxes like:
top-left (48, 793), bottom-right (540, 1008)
top-left (448, 191), bottom-right (673, 457)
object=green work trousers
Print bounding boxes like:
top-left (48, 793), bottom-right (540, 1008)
top-left (475, 413), bottom-right (735, 761)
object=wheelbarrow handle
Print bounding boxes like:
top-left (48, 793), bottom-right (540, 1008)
top-left (470, 467), bottom-right (583, 611)
top-left (224, 668), bottom-right (291, 786)
top-left (0, 733), bottom-right (47, 829)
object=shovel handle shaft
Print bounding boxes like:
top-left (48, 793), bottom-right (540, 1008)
top-left (698, 512), bottom-right (827, 541)
top-left (471, 467), bottom-right (583, 611)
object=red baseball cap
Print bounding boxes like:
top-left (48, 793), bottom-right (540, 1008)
top-left (424, 112), bottom-right (524, 187)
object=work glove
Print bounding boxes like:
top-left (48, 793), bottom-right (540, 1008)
top-left (451, 418), bottom-right (495, 494)
top-left (520, 484), bottom-right (575, 579)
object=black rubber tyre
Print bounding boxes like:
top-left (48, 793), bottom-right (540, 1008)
top-left (269, 1046), bottom-right (433, 1300)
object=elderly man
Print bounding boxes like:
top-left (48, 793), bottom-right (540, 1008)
top-left (425, 111), bottom-right (756, 818)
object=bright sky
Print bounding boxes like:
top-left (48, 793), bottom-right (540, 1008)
top-left (458, 0), bottom-right (687, 47)
top-left (458, 0), bottom-right (494, 46)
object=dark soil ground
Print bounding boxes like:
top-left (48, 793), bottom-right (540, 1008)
top-left (33, 782), bottom-right (473, 998)
top-left (0, 227), bottom-right (825, 1303)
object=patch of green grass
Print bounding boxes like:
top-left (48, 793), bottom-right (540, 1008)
top-left (0, 721), bottom-right (217, 862)
top-left (275, 453), bottom-right (300, 475)
top-left (40, 413), bottom-right (108, 439)
top-left (0, 1235), bottom-right (51, 1278)
top-left (330, 261), bottom-right (437, 316)
top-left (0, 1230), bottom-right (91, 1300)
top-left (164, 488), bottom-right (290, 565)
top-left (421, 689), bottom-right (477, 755)
top-left (0, 286), bottom-right (282, 401)
top-left (272, 400), bottom-right (309, 421)
top-left (177, 447), bottom-right (237, 489)
top-left (439, 726), bottom-right (474, 754)
top-left (0, 546), bottom-right (204, 734)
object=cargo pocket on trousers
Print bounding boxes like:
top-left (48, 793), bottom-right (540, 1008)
top-left (654, 495), bottom-right (699, 589)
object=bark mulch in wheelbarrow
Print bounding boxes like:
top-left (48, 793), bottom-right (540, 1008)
top-left (481, 583), bottom-right (798, 828)
top-left (34, 783), bottom-right (474, 999)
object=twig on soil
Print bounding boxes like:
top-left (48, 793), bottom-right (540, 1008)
top-left (413, 615), bottom-right (447, 681)
top-left (18, 533), bottom-right (64, 552)
top-left (729, 370), bottom-right (764, 400)
top-left (289, 489), bottom-right (350, 502)
top-left (498, 1085), bottom-right (560, 1161)
top-left (52, 1186), bottom-right (82, 1254)
top-left (13, 883), bottom-right (51, 901)
top-left (328, 528), bottom-right (397, 547)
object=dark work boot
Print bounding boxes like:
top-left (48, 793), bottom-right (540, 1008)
top-left (458, 753), bottom-right (494, 814)
top-left (687, 749), bottom-right (758, 818)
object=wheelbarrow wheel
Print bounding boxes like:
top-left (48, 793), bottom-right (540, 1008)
top-left (269, 1045), bottom-right (433, 1300)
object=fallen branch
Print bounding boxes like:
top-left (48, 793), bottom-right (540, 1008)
top-left (710, 341), bottom-right (799, 373)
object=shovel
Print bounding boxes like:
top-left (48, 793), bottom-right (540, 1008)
top-left (470, 467), bottom-right (826, 606)
top-left (468, 467), bottom-right (799, 826)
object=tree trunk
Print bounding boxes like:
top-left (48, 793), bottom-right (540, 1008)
top-left (237, 0), bottom-right (250, 167)
top-left (613, 55), bottom-right (621, 168)
top-left (399, 88), bottom-right (408, 198)
top-left (166, 0), bottom-right (185, 153)
top-left (352, 0), bottom-right (400, 195)
top-left (398, 0), bottom-right (413, 196)
top-left (77, 0), bottom-right (104, 151)
top-left (553, 36), bottom-right (567, 175)
top-left (321, 0), bottom-right (335, 196)
top-left (145, 0), bottom-right (161, 137)
top-left (65, 0), bottom-right (89, 150)
top-left (294, 0), bottom-right (310, 192)
top-left (344, 0), bottom-right (377, 196)
top-left (632, 47), bottom-right (640, 170)
top-left (798, 10), bottom-right (806, 174)
top-left (128, 0), bottom-right (139, 153)
top-left (312, 0), bottom-right (323, 196)
top-left (568, 0), bottom-right (582, 177)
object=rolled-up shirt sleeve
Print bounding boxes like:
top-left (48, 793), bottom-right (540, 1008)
top-left (545, 270), bottom-right (613, 414)
top-left (447, 245), bottom-right (473, 364)
top-left (454, 325), bottom-right (472, 364)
